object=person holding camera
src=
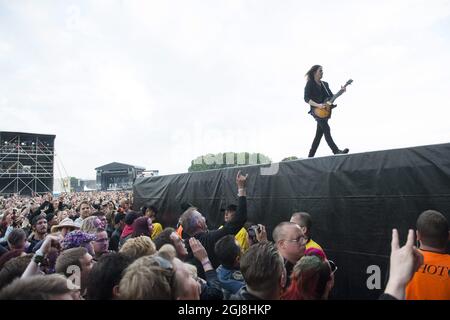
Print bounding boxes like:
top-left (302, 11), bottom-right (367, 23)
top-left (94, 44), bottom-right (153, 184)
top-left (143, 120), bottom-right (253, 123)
top-left (247, 223), bottom-right (268, 246)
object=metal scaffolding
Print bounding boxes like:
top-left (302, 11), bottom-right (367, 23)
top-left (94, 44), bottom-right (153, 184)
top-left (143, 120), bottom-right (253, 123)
top-left (0, 131), bottom-right (55, 196)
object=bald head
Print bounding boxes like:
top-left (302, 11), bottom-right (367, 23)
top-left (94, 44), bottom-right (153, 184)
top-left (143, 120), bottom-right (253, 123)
top-left (272, 222), bottom-right (306, 264)
top-left (273, 222), bottom-right (301, 243)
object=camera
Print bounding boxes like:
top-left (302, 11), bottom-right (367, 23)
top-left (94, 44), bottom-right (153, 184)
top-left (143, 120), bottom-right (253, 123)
top-left (248, 225), bottom-right (261, 243)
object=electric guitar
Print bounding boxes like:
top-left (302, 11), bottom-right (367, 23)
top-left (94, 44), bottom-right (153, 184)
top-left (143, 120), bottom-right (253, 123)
top-left (313, 79), bottom-right (353, 119)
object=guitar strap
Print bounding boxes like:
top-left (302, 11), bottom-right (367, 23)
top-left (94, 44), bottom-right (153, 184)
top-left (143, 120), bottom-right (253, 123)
top-left (321, 81), bottom-right (332, 98)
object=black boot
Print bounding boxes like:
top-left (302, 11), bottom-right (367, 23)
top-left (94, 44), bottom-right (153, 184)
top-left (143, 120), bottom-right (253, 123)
top-left (334, 148), bottom-right (349, 155)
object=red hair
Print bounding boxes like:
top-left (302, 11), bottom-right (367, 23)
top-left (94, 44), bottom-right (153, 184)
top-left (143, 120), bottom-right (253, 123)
top-left (281, 256), bottom-right (331, 300)
top-left (281, 274), bottom-right (302, 300)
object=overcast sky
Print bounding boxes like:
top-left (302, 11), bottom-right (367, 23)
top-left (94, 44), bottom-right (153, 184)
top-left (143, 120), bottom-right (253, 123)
top-left (1, 0), bottom-right (449, 179)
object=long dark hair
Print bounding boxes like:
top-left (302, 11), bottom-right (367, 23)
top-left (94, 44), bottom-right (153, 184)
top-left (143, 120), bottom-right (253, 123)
top-left (305, 65), bottom-right (322, 81)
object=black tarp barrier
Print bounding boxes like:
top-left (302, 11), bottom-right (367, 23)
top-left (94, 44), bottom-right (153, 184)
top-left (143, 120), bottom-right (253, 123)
top-left (133, 143), bottom-right (450, 299)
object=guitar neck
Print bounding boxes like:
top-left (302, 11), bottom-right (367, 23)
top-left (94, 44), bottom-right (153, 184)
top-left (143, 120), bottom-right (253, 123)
top-left (329, 84), bottom-right (349, 104)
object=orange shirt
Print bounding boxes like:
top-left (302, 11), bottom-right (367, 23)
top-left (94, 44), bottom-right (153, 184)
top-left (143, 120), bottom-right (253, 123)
top-left (405, 250), bottom-right (450, 300)
top-left (176, 225), bottom-right (183, 238)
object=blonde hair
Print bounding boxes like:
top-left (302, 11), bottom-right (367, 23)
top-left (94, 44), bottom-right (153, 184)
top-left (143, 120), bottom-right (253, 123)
top-left (158, 244), bottom-right (176, 261)
top-left (80, 216), bottom-right (100, 234)
top-left (56, 211), bottom-right (68, 223)
top-left (118, 256), bottom-right (172, 300)
top-left (0, 274), bottom-right (78, 300)
top-left (119, 236), bottom-right (156, 261)
top-left (184, 262), bottom-right (197, 279)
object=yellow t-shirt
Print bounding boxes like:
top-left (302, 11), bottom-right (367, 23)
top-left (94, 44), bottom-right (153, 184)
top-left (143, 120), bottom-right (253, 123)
top-left (218, 226), bottom-right (249, 254)
top-left (405, 250), bottom-right (450, 300)
top-left (151, 222), bottom-right (163, 240)
top-left (305, 238), bottom-right (323, 251)
top-left (305, 238), bottom-right (327, 258)
top-left (235, 227), bottom-right (249, 253)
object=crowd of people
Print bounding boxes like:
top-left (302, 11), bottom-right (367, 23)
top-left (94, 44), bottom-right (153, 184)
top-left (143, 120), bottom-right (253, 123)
top-left (0, 171), bottom-right (448, 300)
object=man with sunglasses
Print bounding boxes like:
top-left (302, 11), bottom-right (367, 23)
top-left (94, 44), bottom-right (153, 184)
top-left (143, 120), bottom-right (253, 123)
top-left (273, 222), bottom-right (307, 288)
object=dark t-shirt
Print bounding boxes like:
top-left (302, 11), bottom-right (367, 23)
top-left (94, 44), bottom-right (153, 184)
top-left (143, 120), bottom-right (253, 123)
top-left (0, 244), bottom-right (8, 257)
top-left (284, 259), bottom-right (295, 288)
top-left (304, 80), bottom-right (333, 118)
top-left (26, 235), bottom-right (43, 254)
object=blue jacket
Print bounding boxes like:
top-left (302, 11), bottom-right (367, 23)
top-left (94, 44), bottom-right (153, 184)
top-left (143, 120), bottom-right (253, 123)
top-left (216, 265), bottom-right (245, 296)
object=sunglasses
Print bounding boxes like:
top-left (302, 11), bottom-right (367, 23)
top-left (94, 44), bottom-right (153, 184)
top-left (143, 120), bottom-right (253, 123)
top-left (328, 260), bottom-right (338, 275)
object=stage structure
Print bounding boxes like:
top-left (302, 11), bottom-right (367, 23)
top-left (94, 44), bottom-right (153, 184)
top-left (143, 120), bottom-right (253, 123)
top-left (134, 143), bottom-right (450, 299)
top-left (0, 131), bottom-right (56, 196)
top-left (95, 162), bottom-right (145, 191)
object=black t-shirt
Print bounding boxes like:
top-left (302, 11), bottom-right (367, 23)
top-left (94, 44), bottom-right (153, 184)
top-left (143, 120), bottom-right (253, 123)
top-left (284, 259), bottom-right (295, 288)
top-left (304, 80), bottom-right (333, 117)
top-left (26, 236), bottom-right (43, 254)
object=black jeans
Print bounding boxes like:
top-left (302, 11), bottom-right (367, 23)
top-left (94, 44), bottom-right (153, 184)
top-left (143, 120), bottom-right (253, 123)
top-left (308, 119), bottom-right (339, 157)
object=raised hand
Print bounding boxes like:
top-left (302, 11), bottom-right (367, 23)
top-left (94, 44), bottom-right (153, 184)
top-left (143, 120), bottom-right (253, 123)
top-left (256, 224), bottom-right (268, 243)
top-left (189, 237), bottom-right (213, 272)
top-left (39, 234), bottom-right (63, 255)
top-left (390, 229), bottom-right (423, 282)
top-left (236, 170), bottom-right (248, 189)
top-left (384, 229), bottom-right (424, 299)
